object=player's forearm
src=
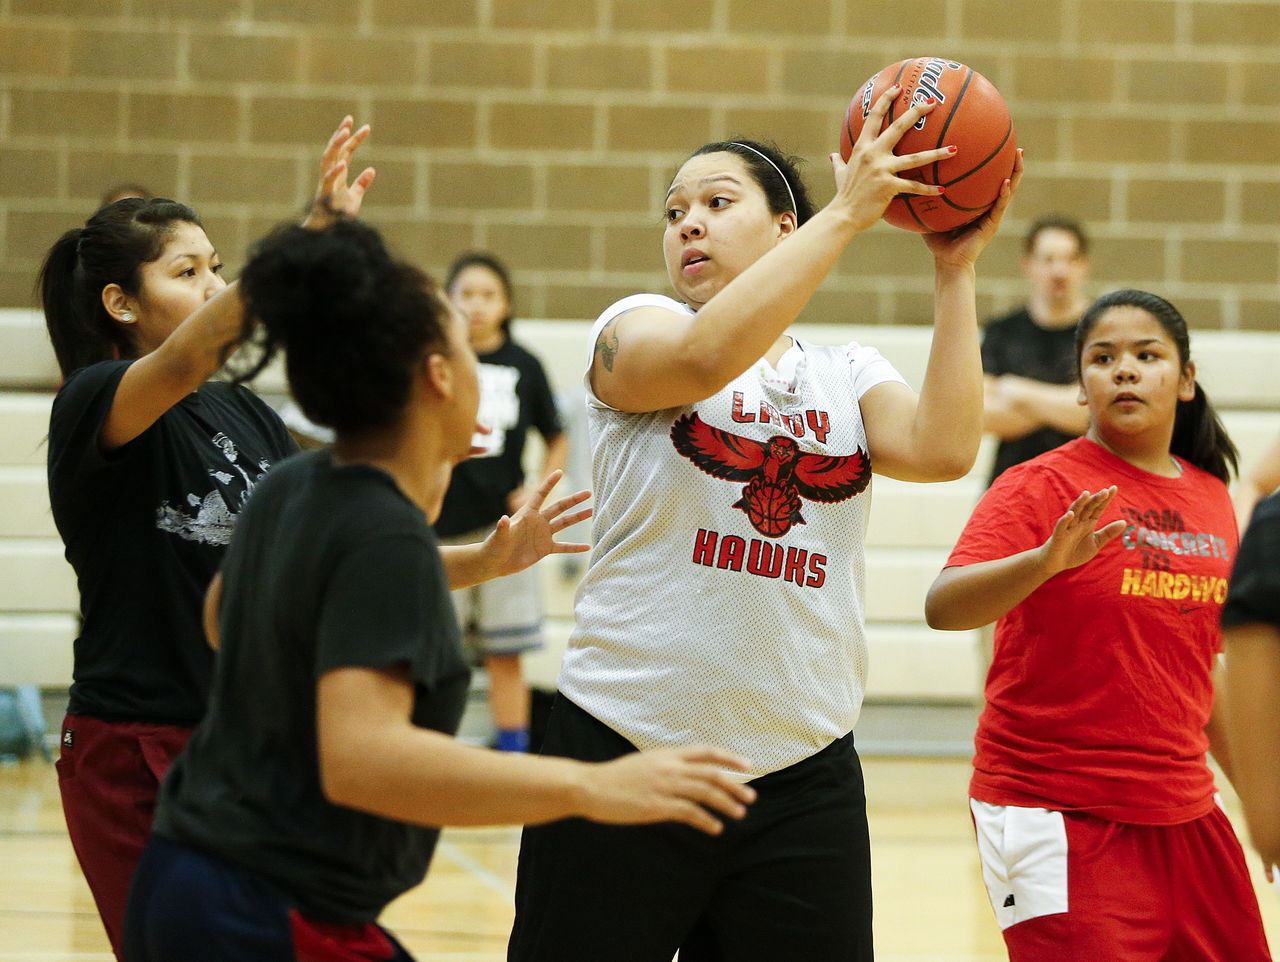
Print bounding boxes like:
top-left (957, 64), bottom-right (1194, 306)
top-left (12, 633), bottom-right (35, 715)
top-left (982, 377), bottom-right (1037, 438)
top-left (102, 283), bottom-right (248, 450)
top-left (438, 542), bottom-right (491, 590)
top-left (660, 206), bottom-right (866, 403)
top-left (326, 726), bottom-right (590, 827)
top-left (907, 263), bottom-right (983, 479)
top-left (1223, 623), bottom-right (1280, 863)
top-left (1205, 659), bottom-right (1236, 788)
top-left (926, 548), bottom-right (1054, 631)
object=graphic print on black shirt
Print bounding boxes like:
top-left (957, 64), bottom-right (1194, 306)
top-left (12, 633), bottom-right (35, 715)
top-left (155, 428), bottom-right (275, 546)
top-left (47, 361), bottom-right (297, 721)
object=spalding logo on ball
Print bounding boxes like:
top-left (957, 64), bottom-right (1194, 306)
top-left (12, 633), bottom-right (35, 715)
top-left (840, 57), bottom-right (1017, 233)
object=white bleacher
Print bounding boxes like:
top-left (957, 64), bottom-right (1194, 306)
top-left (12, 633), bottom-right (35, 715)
top-left (506, 319), bottom-right (1280, 701)
top-left (3, 310), bottom-right (1280, 699)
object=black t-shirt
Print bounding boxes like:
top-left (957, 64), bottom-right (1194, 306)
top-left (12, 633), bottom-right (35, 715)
top-left (154, 450), bottom-right (470, 924)
top-left (1222, 492), bottom-right (1280, 630)
top-left (47, 360), bottom-right (297, 722)
top-left (435, 338), bottom-right (563, 537)
top-left (981, 306), bottom-right (1080, 485)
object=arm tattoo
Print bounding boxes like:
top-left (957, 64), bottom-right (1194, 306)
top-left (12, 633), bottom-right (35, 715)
top-left (595, 318), bottom-right (621, 372)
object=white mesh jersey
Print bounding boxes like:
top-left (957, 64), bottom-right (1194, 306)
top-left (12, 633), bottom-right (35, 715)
top-left (559, 293), bottom-right (908, 776)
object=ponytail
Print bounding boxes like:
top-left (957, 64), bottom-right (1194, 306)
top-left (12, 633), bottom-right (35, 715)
top-left (39, 228), bottom-right (124, 378)
top-left (1077, 288), bottom-right (1238, 484)
top-left (1172, 381), bottom-right (1237, 484)
top-left (38, 198), bottom-right (203, 379)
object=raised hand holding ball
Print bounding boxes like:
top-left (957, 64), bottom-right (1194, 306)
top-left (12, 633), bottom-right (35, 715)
top-left (840, 57), bottom-right (1017, 233)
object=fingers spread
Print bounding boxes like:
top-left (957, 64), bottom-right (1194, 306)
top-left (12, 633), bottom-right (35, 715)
top-left (1068, 490), bottom-right (1092, 513)
top-left (881, 96), bottom-right (936, 143)
top-left (524, 470), bottom-right (564, 510)
top-left (343, 124), bottom-right (371, 160)
top-left (351, 167), bottom-right (377, 195)
top-left (855, 84), bottom-right (900, 147)
top-left (1096, 519), bottom-right (1128, 546)
top-left (892, 146), bottom-right (955, 173)
top-left (544, 489), bottom-right (592, 518)
top-left (550, 507), bottom-right (593, 531)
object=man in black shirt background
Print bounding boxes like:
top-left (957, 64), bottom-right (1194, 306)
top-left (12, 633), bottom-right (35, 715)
top-left (981, 215), bottom-right (1092, 485)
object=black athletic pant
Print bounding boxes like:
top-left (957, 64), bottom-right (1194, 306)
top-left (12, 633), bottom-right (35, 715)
top-left (508, 696), bottom-right (874, 962)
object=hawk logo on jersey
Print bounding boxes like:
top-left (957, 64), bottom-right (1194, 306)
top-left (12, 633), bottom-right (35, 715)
top-left (670, 412), bottom-right (871, 537)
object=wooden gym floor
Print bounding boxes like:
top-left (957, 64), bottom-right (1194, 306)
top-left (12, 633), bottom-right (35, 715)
top-left (3, 754), bottom-right (1278, 961)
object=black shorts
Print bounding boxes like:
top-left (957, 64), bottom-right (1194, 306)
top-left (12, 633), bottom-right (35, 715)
top-left (508, 696), bottom-right (874, 962)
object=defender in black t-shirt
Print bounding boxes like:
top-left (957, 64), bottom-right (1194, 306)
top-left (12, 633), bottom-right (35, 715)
top-left (125, 216), bottom-right (755, 962)
top-left (49, 361), bottom-right (295, 724)
top-left (37, 123), bottom-right (372, 956)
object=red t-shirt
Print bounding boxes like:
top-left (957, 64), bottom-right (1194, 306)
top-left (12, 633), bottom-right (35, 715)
top-left (949, 438), bottom-right (1237, 824)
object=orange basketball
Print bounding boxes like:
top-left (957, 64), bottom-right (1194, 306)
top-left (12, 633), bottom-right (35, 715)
top-left (839, 57), bottom-right (1017, 233)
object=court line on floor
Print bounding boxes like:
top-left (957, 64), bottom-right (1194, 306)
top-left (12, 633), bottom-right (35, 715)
top-left (434, 839), bottom-right (516, 902)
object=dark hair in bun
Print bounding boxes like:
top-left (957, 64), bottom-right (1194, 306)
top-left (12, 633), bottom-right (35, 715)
top-left (238, 218), bottom-right (451, 435)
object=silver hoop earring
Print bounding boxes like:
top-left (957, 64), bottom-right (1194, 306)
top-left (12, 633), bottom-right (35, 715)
top-left (120, 312), bottom-right (134, 322)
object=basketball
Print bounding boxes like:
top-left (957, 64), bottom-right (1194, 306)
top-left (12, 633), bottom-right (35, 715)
top-left (839, 57), bottom-right (1017, 233)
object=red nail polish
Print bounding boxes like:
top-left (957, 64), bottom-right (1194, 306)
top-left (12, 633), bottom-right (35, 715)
top-left (936, 186), bottom-right (947, 195)
top-left (925, 97), bottom-right (937, 105)
top-left (947, 145), bottom-right (958, 153)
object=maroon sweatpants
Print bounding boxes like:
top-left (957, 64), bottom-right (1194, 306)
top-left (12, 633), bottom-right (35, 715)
top-left (55, 714), bottom-right (193, 960)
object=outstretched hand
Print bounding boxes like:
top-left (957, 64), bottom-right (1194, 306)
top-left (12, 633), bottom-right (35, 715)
top-left (922, 147), bottom-right (1024, 267)
top-left (482, 470), bottom-right (591, 579)
top-left (828, 85), bottom-right (954, 234)
top-left (303, 116), bottom-right (376, 230)
top-left (579, 746), bottom-right (756, 835)
top-left (1038, 486), bottom-right (1126, 577)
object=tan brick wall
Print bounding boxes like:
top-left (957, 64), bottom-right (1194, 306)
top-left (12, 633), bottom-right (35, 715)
top-left (1, 0), bottom-right (1278, 331)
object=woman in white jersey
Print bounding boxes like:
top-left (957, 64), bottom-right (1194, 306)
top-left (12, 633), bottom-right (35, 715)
top-left (509, 87), bottom-right (1022, 961)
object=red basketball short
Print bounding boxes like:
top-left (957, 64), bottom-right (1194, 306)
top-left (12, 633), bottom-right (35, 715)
top-left (56, 714), bottom-right (193, 959)
top-left (970, 799), bottom-right (1271, 961)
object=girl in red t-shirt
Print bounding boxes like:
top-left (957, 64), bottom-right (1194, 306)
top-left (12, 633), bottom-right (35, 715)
top-left (928, 289), bottom-right (1271, 961)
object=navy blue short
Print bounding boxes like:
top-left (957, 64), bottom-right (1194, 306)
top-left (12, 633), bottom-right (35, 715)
top-left (123, 834), bottom-right (416, 962)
